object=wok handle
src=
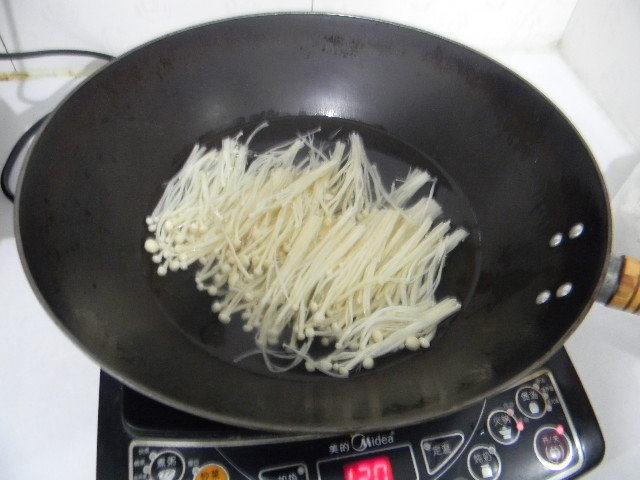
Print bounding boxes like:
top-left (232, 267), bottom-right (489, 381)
top-left (1, 114), bottom-right (49, 202)
top-left (1, 49), bottom-right (113, 203)
top-left (599, 255), bottom-right (640, 313)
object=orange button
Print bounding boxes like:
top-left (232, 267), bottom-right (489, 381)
top-left (194, 464), bottom-right (230, 480)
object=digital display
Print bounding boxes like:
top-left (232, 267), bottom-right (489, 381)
top-left (343, 456), bottom-right (394, 480)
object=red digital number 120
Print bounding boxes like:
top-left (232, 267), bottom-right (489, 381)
top-left (343, 456), bottom-right (394, 480)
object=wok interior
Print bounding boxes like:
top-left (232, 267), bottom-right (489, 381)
top-left (17, 15), bottom-right (609, 431)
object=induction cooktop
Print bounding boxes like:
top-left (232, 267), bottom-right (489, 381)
top-left (97, 347), bottom-right (603, 480)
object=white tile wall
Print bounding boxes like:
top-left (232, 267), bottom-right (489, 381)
top-left (560, 0), bottom-right (640, 150)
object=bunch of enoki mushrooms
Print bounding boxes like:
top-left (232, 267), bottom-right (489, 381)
top-left (143, 124), bottom-right (467, 377)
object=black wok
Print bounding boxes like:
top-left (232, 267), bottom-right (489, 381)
top-left (14, 14), bottom-right (632, 433)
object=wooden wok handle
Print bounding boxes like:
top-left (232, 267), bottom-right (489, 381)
top-left (606, 256), bottom-right (640, 313)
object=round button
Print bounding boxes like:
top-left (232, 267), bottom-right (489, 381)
top-left (149, 451), bottom-right (185, 480)
top-left (467, 445), bottom-right (501, 480)
top-left (193, 463), bottom-right (230, 480)
top-left (516, 386), bottom-right (548, 419)
top-left (487, 409), bottom-right (520, 445)
top-left (534, 426), bottom-right (573, 471)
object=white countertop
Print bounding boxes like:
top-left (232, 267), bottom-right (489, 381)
top-left (1, 49), bottom-right (639, 480)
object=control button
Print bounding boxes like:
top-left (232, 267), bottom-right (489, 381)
top-left (534, 426), bottom-right (573, 471)
top-left (516, 386), bottom-right (548, 419)
top-left (486, 409), bottom-right (520, 445)
top-left (193, 463), bottom-right (229, 480)
top-left (149, 451), bottom-right (185, 480)
top-left (421, 432), bottom-right (464, 474)
top-left (259, 463), bottom-right (308, 480)
top-left (467, 445), bottom-right (501, 480)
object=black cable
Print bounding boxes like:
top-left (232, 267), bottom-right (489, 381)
top-left (1, 49), bottom-right (113, 202)
top-left (0, 49), bottom-right (114, 61)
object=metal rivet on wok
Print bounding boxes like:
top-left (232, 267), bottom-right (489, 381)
top-left (549, 233), bottom-right (563, 248)
top-left (536, 290), bottom-right (551, 304)
top-left (556, 283), bottom-right (573, 298)
top-left (569, 223), bottom-right (584, 239)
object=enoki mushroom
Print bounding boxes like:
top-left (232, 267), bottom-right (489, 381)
top-left (144, 125), bottom-right (467, 377)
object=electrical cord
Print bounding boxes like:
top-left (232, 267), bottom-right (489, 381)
top-left (0, 49), bottom-right (114, 61)
top-left (1, 49), bottom-right (114, 202)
